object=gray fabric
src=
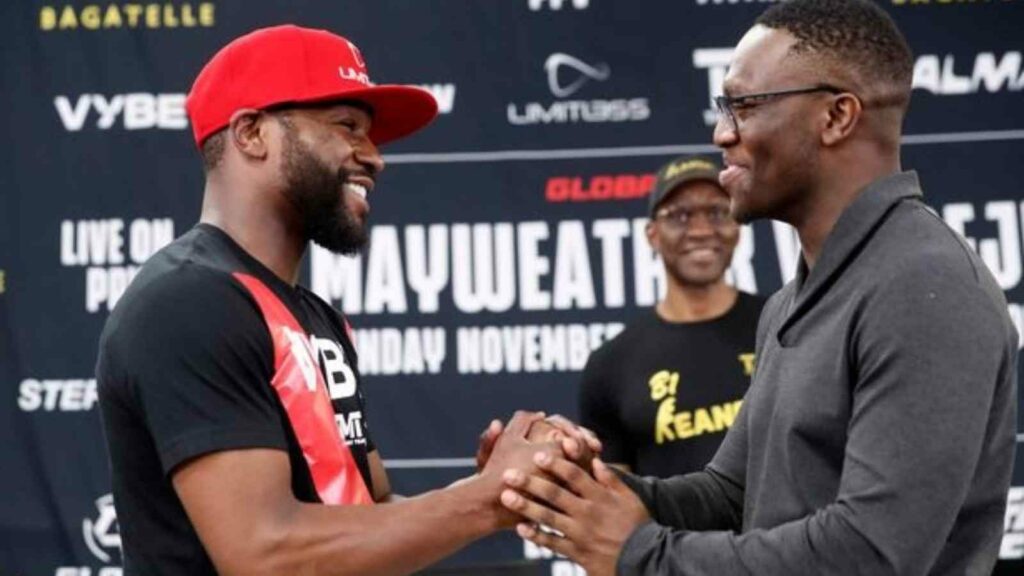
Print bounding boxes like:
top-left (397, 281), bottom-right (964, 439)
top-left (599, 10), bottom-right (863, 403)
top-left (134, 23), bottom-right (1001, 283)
top-left (618, 172), bottom-right (1018, 576)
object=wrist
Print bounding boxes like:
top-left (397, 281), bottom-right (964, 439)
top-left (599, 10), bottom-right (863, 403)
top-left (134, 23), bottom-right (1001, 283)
top-left (449, 474), bottom-right (504, 534)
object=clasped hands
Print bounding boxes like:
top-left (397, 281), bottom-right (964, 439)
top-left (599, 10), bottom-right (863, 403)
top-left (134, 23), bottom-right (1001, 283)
top-left (475, 411), bottom-right (650, 576)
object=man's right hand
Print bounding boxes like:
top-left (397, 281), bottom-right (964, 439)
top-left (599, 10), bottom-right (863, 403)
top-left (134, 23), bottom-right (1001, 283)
top-left (476, 411), bottom-right (563, 529)
top-left (476, 413), bottom-right (602, 474)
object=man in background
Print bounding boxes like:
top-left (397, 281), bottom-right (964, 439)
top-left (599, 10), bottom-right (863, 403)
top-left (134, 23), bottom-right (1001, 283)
top-left (579, 156), bottom-right (764, 478)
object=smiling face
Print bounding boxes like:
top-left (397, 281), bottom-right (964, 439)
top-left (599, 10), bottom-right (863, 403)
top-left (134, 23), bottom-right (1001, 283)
top-left (274, 103), bottom-right (384, 255)
top-left (647, 180), bottom-right (740, 289)
top-left (714, 25), bottom-right (828, 225)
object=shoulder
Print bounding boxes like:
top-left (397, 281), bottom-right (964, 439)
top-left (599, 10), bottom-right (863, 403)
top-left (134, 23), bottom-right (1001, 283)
top-left (871, 200), bottom-right (1007, 314)
top-left (99, 259), bottom-right (272, 376)
top-left (586, 312), bottom-right (658, 364)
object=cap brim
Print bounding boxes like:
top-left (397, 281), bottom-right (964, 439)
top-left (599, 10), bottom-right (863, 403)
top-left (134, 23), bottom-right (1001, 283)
top-left (314, 84), bottom-right (439, 146)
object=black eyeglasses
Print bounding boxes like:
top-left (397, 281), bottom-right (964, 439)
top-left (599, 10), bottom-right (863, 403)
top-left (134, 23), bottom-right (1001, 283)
top-left (654, 205), bottom-right (734, 230)
top-left (714, 85), bottom-right (845, 132)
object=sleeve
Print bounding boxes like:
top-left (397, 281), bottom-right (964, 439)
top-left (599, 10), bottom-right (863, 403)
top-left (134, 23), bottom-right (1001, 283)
top-left (617, 257), bottom-right (1016, 576)
top-left (617, 467), bottom-right (744, 532)
top-left (578, 343), bottom-right (633, 468)
top-left (107, 265), bottom-right (287, 475)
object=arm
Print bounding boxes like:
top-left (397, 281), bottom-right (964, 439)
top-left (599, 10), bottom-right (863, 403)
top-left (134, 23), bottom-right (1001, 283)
top-left (507, 258), bottom-right (1015, 576)
top-left (174, 411), bottom-right (555, 576)
top-left (620, 258), bottom-right (1014, 575)
top-left (366, 450), bottom-right (399, 503)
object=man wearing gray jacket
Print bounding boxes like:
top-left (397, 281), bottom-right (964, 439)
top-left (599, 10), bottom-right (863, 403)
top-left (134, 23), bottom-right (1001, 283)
top-left (497, 1), bottom-right (1019, 575)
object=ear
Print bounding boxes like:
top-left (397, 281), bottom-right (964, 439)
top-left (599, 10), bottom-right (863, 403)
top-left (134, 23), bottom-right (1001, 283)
top-left (227, 108), bottom-right (271, 161)
top-left (821, 93), bottom-right (862, 147)
top-left (645, 220), bottom-right (660, 252)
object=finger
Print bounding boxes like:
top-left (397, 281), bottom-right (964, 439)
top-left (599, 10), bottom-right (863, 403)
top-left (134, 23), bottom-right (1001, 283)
top-left (534, 451), bottom-right (599, 498)
top-left (547, 415), bottom-right (602, 454)
top-left (500, 488), bottom-right (573, 536)
top-left (592, 457), bottom-right (619, 486)
top-left (503, 468), bottom-right (583, 515)
top-left (515, 523), bottom-right (579, 559)
top-left (505, 410), bottom-right (546, 438)
top-left (578, 425), bottom-right (603, 453)
top-left (475, 420), bottom-right (503, 471)
top-left (560, 436), bottom-right (582, 461)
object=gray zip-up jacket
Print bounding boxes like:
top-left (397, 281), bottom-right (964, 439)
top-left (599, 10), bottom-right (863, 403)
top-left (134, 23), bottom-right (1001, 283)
top-left (617, 172), bottom-right (1018, 576)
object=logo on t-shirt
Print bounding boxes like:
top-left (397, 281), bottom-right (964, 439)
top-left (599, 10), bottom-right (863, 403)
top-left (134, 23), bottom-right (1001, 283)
top-left (648, 369), bottom-right (744, 445)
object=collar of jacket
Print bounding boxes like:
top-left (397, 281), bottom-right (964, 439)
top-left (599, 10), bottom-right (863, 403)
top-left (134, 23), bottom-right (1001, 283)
top-left (778, 171), bottom-right (924, 342)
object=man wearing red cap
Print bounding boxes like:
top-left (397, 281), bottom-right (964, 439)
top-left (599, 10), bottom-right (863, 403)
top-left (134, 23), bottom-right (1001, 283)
top-left (96, 25), bottom-right (572, 575)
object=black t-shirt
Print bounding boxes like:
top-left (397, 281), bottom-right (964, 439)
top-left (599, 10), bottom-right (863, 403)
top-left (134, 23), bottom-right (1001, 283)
top-left (96, 224), bottom-right (375, 575)
top-left (579, 292), bottom-right (764, 478)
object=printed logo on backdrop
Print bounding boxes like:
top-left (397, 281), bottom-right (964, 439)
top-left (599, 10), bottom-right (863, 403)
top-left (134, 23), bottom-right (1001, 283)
top-left (416, 84), bottom-right (457, 115)
top-left (1002, 487), bottom-right (1024, 560)
top-left (40, 3), bottom-right (215, 31)
top-left (55, 94), bottom-right (188, 132)
top-left (19, 378), bottom-right (98, 413)
top-left (60, 218), bottom-right (175, 312)
top-left (546, 53), bottom-right (610, 98)
top-left (528, 0), bottom-right (590, 11)
top-left (892, 0), bottom-right (1022, 6)
top-left (508, 53), bottom-right (650, 125)
top-left (692, 48), bottom-right (1024, 126)
top-left (694, 0), bottom-right (778, 5)
top-left (53, 86), bottom-right (455, 132)
top-left (545, 172), bottom-right (656, 203)
top-left (54, 494), bottom-right (122, 575)
top-left (309, 196), bottom-right (1024, 377)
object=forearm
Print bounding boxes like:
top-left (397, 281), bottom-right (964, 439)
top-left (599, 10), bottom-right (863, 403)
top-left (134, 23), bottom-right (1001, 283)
top-left (617, 467), bottom-right (742, 532)
top-left (233, 477), bottom-right (498, 576)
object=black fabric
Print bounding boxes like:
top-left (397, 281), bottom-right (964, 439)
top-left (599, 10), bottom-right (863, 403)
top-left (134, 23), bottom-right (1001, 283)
top-left (579, 292), bottom-right (764, 477)
top-left (96, 223), bottom-right (375, 575)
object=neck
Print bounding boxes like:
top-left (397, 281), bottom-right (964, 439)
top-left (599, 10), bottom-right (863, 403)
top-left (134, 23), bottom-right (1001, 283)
top-left (200, 177), bottom-right (306, 285)
top-left (794, 151), bottom-right (900, 268)
top-left (657, 279), bottom-right (738, 323)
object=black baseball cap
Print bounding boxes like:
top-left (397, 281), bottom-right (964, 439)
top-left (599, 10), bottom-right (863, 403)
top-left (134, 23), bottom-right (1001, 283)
top-left (649, 156), bottom-right (724, 216)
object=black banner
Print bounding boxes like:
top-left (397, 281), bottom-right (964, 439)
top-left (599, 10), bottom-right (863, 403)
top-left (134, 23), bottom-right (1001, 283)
top-left (2, 1), bottom-right (1023, 574)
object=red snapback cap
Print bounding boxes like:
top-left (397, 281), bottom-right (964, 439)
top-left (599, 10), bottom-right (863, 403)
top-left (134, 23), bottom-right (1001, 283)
top-left (185, 24), bottom-right (438, 148)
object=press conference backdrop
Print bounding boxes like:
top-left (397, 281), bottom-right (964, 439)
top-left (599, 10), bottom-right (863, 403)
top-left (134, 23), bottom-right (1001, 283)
top-left (2, 1), bottom-right (1023, 574)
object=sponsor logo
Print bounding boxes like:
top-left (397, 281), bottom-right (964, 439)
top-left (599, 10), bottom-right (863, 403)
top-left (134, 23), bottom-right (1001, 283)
top-left (546, 53), bottom-right (610, 97)
top-left (339, 67), bottom-right (372, 86)
top-left (528, 0), bottom-right (590, 10)
top-left (1002, 486), bottom-right (1024, 559)
top-left (54, 494), bottom-right (122, 574)
top-left (83, 495), bottom-right (121, 563)
top-left (545, 173), bottom-right (656, 203)
top-left (694, 0), bottom-right (778, 4)
top-left (415, 83), bottom-right (457, 114)
top-left (55, 94), bottom-right (188, 132)
top-left (914, 51), bottom-right (1024, 95)
top-left (693, 48), bottom-right (1024, 125)
top-left (894, 0), bottom-right (1021, 5)
top-left (508, 53), bottom-right (650, 125)
top-left (40, 3), bottom-right (215, 31)
top-left (19, 379), bottom-right (98, 412)
top-left (60, 218), bottom-right (175, 312)
top-left (346, 40), bottom-right (366, 68)
top-left (693, 48), bottom-right (734, 126)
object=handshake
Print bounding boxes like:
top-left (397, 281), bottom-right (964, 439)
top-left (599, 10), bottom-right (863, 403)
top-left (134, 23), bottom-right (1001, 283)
top-left (467, 412), bottom-right (650, 576)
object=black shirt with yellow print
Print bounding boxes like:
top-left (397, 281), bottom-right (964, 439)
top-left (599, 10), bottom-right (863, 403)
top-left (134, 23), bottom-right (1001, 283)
top-left (579, 292), bottom-right (765, 478)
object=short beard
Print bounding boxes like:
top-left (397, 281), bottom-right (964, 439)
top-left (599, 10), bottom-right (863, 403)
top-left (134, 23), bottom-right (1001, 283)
top-left (279, 117), bottom-right (368, 255)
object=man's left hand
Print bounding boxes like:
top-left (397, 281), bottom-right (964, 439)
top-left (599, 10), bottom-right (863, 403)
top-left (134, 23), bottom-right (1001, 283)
top-left (499, 453), bottom-right (650, 576)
